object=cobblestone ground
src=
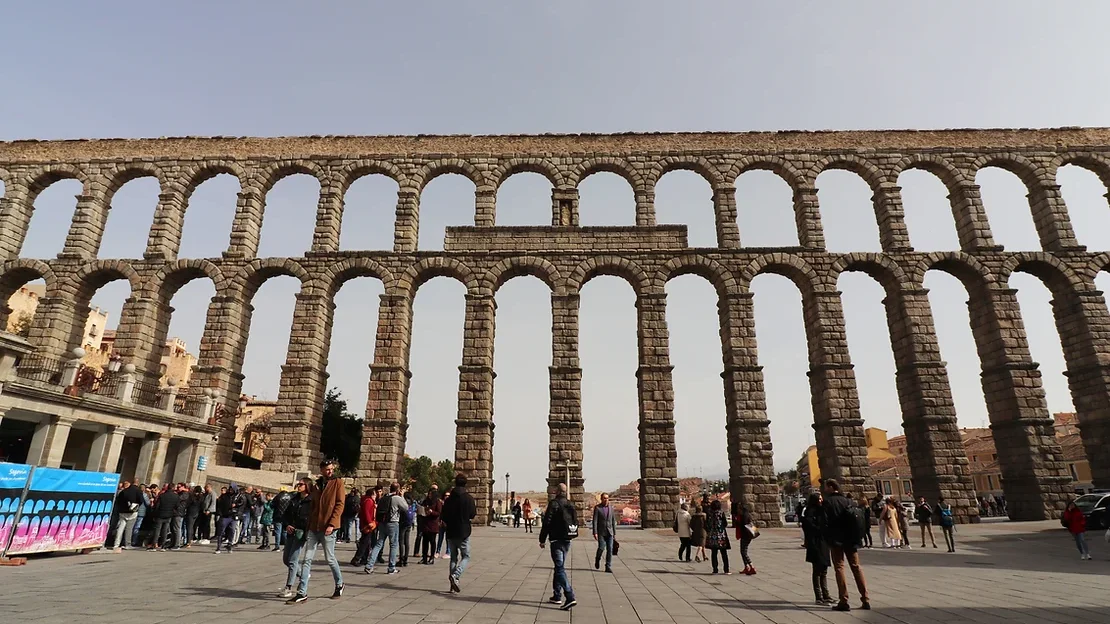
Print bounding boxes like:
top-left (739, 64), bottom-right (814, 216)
top-left (2, 520), bottom-right (1108, 624)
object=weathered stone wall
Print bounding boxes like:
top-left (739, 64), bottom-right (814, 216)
top-left (3, 128), bottom-right (1110, 526)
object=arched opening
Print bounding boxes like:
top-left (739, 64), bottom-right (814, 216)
top-left (326, 276), bottom-right (385, 420)
top-left (496, 172), bottom-right (553, 226)
top-left (20, 178), bottom-right (82, 259)
top-left (899, 169), bottom-right (960, 251)
top-left (75, 278), bottom-right (132, 382)
top-left (815, 169), bottom-right (880, 252)
top-left (99, 177), bottom-right (160, 259)
top-left (735, 170), bottom-right (798, 248)
top-left (1057, 164), bottom-right (1110, 250)
top-left (491, 276), bottom-right (552, 507)
top-left (580, 275), bottom-right (639, 524)
top-left (578, 172), bottom-right (635, 227)
top-left (161, 277), bottom-right (216, 392)
top-left (239, 276), bottom-right (301, 401)
top-left (3, 276), bottom-right (46, 339)
top-left (977, 166), bottom-right (1039, 251)
top-left (750, 274), bottom-right (812, 488)
top-left (405, 276), bottom-right (466, 461)
top-left (837, 273), bottom-right (900, 437)
top-left (418, 174), bottom-right (475, 251)
top-left (655, 170), bottom-right (716, 247)
top-left (1008, 272), bottom-right (1074, 417)
top-left (924, 270), bottom-right (989, 429)
top-left (257, 174), bottom-right (320, 258)
top-left (340, 174), bottom-right (398, 251)
top-left (179, 173), bottom-right (239, 259)
top-left (665, 275), bottom-right (728, 488)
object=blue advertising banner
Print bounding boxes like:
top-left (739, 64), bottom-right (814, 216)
top-left (0, 462), bottom-right (33, 555)
top-left (5, 467), bottom-right (120, 555)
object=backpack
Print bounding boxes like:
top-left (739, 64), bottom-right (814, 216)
top-left (562, 500), bottom-right (579, 539)
top-left (939, 504), bottom-right (954, 528)
top-left (845, 505), bottom-right (867, 546)
top-left (375, 496), bottom-right (391, 525)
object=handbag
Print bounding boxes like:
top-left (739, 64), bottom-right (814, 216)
top-left (613, 539), bottom-right (620, 556)
top-left (742, 523), bottom-right (760, 540)
top-left (672, 513), bottom-right (678, 533)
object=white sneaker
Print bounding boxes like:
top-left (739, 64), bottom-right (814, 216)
top-left (278, 587), bottom-right (294, 598)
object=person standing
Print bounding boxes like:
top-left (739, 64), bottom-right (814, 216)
top-left (152, 483), bottom-right (180, 551)
top-left (271, 488), bottom-right (291, 551)
top-left (111, 481), bottom-right (143, 552)
top-left (733, 501), bottom-right (757, 575)
top-left (915, 496), bottom-right (937, 548)
top-left (821, 479), bottom-right (870, 612)
top-left (185, 486), bottom-right (203, 547)
top-left (342, 488), bottom-right (360, 543)
top-left (880, 499), bottom-right (901, 548)
top-left (676, 502), bottom-right (692, 562)
top-left (288, 459), bottom-right (346, 604)
top-left (522, 499), bottom-right (534, 533)
top-left (421, 487), bottom-right (443, 564)
top-left (896, 499), bottom-right (911, 549)
top-left (802, 492), bottom-right (833, 605)
top-left (936, 496), bottom-right (956, 552)
top-left (352, 486), bottom-right (379, 567)
top-left (872, 496), bottom-right (886, 548)
top-left (689, 503), bottom-right (707, 563)
top-left (278, 479), bottom-right (312, 599)
top-left (170, 484), bottom-right (187, 550)
top-left (512, 498), bottom-right (522, 528)
top-left (365, 482), bottom-right (408, 575)
top-left (1063, 500), bottom-right (1091, 560)
top-left (258, 493), bottom-right (274, 550)
top-left (592, 493), bottom-right (617, 572)
top-left (859, 498), bottom-right (872, 548)
top-left (441, 474), bottom-right (477, 593)
top-left (201, 483), bottom-right (217, 544)
top-left (705, 499), bottom-right (731, 575)
top-left (540, 483), bottom-right (578, 611)
top-left (400, 491), bottom-right (417, 566)
top-left (214, 484), bottom-right (241, 553)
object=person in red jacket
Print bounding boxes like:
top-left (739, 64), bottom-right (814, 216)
top-left (351, 486), bottom-right (380, 566)
top-left (1062, 500), bottom-right (1090, 560)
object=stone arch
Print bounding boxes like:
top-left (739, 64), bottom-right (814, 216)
top-left (811, 155), bottom-right (888, 190)
top-left (321, 257), bottom-right (396, 298)
top-left (892, 154), bottom-right (970, 191)
top-left (648, 156), bottom-right (725, 189)
top-left (738, 253), bottom-right (824, 296)
top-left (1087, 252), bottom-right (1110, 281)
top-left (654, 254), bottom-right (738, 297)
top-left (66, 260), bottom-right (143, 300)
top-left (724, 156), bottom-right (805, 191)
top-left (1054, 152), bottom-right (1110, 190)
top-left (969, 152), bottom-right (1046, 187)
top-left (829, 252), bottom-right (915, 293)
top-left (412, 158), bottom-right (489, 192)
top-left (999, 252), bottom-right (1086, 299)
top-left (568, 157), bottom-right (645, 190)
top-left (100, 163), bottom-right (165, 203)
top-left (25, 163), bottom-right (91, 200)
top-left (0, 259), bottom-right (56, 330)
top-left (483, 256), bottom-right (562, 296)
top-left (255, 159), bottom-right (327, 196)
top-left (335, 160), bottom-right (405, 196)
top-left (146, 258), bottom-right (229, 300)
top-left (911, 252), bottom-right (996, 294)
top-left (490, 158), bottom-right (564, 190)
top-left (179, 162), bottom-right (248, 200)
top-left (567, 255), bottom-right (649, 296)
top-left (399, 257), bottom-right (479, 295)
top-left (236, 258), bottom-right (310, 300)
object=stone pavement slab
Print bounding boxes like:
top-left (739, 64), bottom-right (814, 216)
top-left (2, 521), bottom-right (1108, 623)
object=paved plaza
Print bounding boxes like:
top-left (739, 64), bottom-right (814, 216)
top-left (2, 521), bottom-right (1108, 624)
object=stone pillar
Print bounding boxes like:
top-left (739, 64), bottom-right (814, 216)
top-left (1051, 286), bottom-right (1110, 489)
top-left (112, 295), bottom-right (172, 384)
top-left (970, 287), bottom-right (1071, 519)
top-left (792, 185), bottom-right (826, 250)
top-left (358, 294), bottom-right (413, 487)
top-left (190, 294), bottom-right (253, 464)
top-left (86, 426), bottom-right (125, 473)
top-left (885, 287), bottom-right (978, 522)
top-left (475, 188), bottom-right (496, 227)
top-left (59, 192), bottom-right (104, 259)
top-left (454, 293), bottom-right (495, 525)
top-left (394, 187), bottom-right (419, 253)
top-left (635, 187), bottom-right (655, 227)
top-left (873, 183), bottom-right (913, 252)
top-left (137, 434), bottom-right (170, 485)
top-left (172, 439), bottom-right (200, 484)
top-left (712, 186), bottom-right (741, 249)
top-left (717, 292), bottom-right (780, 526)
top-left (804, 290), bottom-right (872, 499)
top-left (634, 292), bottom-right (679, 528)
top-left (950, 183), bottom-right (998, 251)
top-left (27, 416), bottom-right (73, 468)
top-left (310, 181), bottom-right (343, 253)
top-left (551, 187), bottom-right (579, 227)
top-left (1028, 179), bottom-right (1082, 251)
top-left (0, 182), bottom-right (31, 259)
top-left (263, 291), bottom-right (334, 474)
top-left (144, 189), bottom-right (187, 261)
top-left (549, 293), bottom-right (586, 518)
top-left (224, 187), bottom-right (264, 258)
top-left (26, 294), bottom-right (86, 361)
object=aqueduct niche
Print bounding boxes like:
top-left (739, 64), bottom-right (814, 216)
top-left (2, 129), bottom-right (1110, 527)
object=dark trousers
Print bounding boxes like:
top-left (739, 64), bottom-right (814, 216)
top-left (353, 530), bottom-right (374, 565)
top-left (216, 517), bottom-right (236, 550)
top-left (185, 513), bottom-right (199, 545)
top-left (811, 562), bottom-right (830, 600)
top-left (399, 525), bottom-right (412, 564)
top-left (710, 547), bottom-right (729, 573)
top-left (421, 531), bottom-right (438, 561)
top-left (678, 537), bottom-right (691, 561)
top-left (739, 536), bottom-right (753, 566)
top-left (862, 525), bottom-right (872, 547)
top-left (199, 512), bottom-right (212, 540)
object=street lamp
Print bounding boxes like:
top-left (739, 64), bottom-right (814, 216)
top-left (107, 354), bottom-right (122, 373)
top-left (505, 472), bottom-right (510, 511)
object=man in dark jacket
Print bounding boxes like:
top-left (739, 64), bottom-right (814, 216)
top-left (112, 481), bottom-right (143, 551)
top-left (915, 497), bottom-right (937, 549)
top-left (821, 479), bottom-right (869, 612)
top-left (152, 485), bottom-right (180, 551)
top-left (539, 483), bottom-right (577, 611)
top-left (271, 489), bottom-right (291, 551)
top-left (214, 485), bottom-right (241, 553)
top-left (441, 474), bottom-right (477, 593)
top-left (279, 479), bottom-right (313, 599)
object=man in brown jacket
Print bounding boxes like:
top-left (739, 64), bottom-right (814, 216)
top-left (288, 459), bottom-right (345, 604)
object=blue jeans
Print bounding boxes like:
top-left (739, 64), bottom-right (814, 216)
top-left (550, 540), bottom-right (574, 601)
top-left (273, 523), bottom-right (284, 548)
top-left (1074, 531), bottom-right (1090, 557)
top-left (284, 533), bottom-right (305, 588)
top-left (367, 522), bottom-right (400, 572)
top-left (448, 536), bottom-right (470, 580)
top-left (297, 530), bottom-right (343, 596)
top-left (595, 534), bottom-right (613, 569)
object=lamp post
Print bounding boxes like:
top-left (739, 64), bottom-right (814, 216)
top-left (505, 473), bottom-right (511, 512)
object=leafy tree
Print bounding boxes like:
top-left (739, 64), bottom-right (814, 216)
top-left (320, 388), bottom-right (362, 476)
top-left (11, 312), bottom-right (32, 338)
top-left (402, 455), bottom-right (456, 498)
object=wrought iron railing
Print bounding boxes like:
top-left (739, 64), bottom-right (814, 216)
top-left (14, 353), bottom-right (65, 385)
top-left (86, 369), bottom-right (123, 399)
top-left (131, 377), bottom-right (162, 408)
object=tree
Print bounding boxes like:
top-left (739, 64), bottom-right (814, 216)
top-left (11, 312), bottom-right (32, 338)
top-left (320, 388), bottom-right (362, 476)
top-left (402, 455), bottom-right (456, 497)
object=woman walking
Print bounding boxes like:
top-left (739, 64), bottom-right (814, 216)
top-left (895, 499), bottom-right (912, 549)
top-left (421, 488), bottom-right (443, 564)
top-left (258, 493), bottom-right (274, 549)
top-left (184, 486), bottom-right (203, 548)
top-left (676, 503), bottom-right (692, 562)
top-left (880, 499), bottom-right (902, 548)
top-left (690, 503), bottom-right (707, 563)
top-left (522, 499), bottom-right (534, 533)
top-left (705, 499), bottom-right (731, 575)
top-left (801, 493), bottom-right (833, 604)
top-left (732, 500), bottom-right (757, 575)
top-left (1063, 500), bottom-right (1091, 560)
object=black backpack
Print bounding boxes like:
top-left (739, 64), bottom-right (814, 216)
top-left (560, 499), bottom-right (579, 540)
top-left (375, 496), bottom-right (391, 525)
top-left (845, 505), bottom-right (866, 546)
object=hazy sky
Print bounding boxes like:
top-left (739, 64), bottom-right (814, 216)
top-left (4, 2), bottom-right (1110, 491)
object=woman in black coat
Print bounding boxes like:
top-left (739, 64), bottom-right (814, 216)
top-left (801, 492), bottom-right (833, 604)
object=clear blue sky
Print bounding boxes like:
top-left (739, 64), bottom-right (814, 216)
top-left (4, 2), bottom-right (1110, 490)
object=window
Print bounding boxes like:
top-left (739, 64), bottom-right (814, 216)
top-left (971, 455), bottom-right (977, 462)
top-left (1070, 463), bottom-right (1079, 481)
top-left (874, 480), bottom-right (882, 495)
top-left (902, 480), bottom-right (912, 496)
top-left (987, 475), bottom-right (994, 490)
top-left (89, 324), bottom-right (98, 337)
top-left (883, 481), bottom-right (892, 495)
top-left (992, 453), bottom-right (997, 460)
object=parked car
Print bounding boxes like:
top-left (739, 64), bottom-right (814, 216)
top-left (1074, 492), bottom-right (1110, 529)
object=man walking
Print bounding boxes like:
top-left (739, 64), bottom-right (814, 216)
top-left (441, 473), bottom-right (477, 593)
top-left (352, 485), bottom-right (379, 567)
top-left (821, 479), bottom-right (869, 612)
top-left (539, 483), bottom-right (578, 611)
top-left (214, 484), bottom-right (241, 553)
top-left (288, 459), bottom-right (345, 604)
top-left (936, 496), bottom-right (956, 552)
top-left (112, 480), bottom-right (143, 552)
top-left (365, 482), bottom-right (408, 575)
top-left (152, 483), bottom-right (179, 551)
top-left (200, 483), bottom-right (216, 544)
top-left (915, 496), bottom-right (938, 548)
top-left (592, 492), bottom-right (616, 572)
